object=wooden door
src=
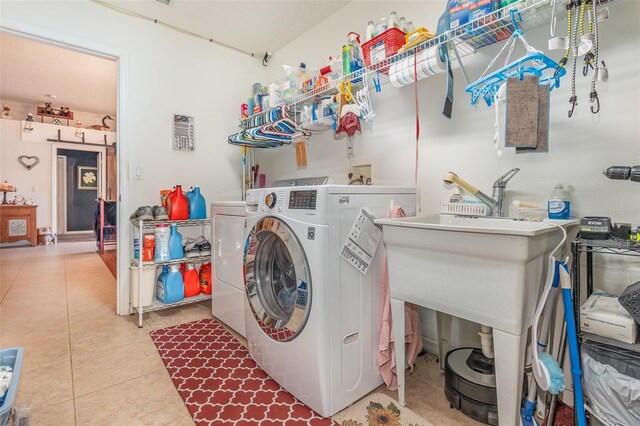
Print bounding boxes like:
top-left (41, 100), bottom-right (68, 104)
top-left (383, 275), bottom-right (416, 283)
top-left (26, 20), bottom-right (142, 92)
top-left (106, 147), bottom-right (116, 202)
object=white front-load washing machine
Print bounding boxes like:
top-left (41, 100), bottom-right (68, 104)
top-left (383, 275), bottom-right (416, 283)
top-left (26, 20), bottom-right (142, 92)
top-left (243, 183), bottom-right (416, 417)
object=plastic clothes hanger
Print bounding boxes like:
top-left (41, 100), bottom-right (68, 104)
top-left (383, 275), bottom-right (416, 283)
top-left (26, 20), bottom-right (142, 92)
top-left (465, 10), bottom-right (566, 107)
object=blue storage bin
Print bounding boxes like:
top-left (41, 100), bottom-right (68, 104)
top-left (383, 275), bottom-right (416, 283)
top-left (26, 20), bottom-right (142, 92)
top-left (0, 347), bottom-right (24, 426)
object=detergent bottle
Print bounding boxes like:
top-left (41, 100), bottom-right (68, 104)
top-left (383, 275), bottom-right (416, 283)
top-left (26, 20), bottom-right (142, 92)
top-left (319, 56), bottom-right (343, 81)
top-left (167, 185), bottom-right (189, 220)
top-left (157, 264), bottom-right (184, 304)
top-left (154, 223), bottom-right (170, 262)
top-left (186, 186), bottom-right (206, 219)
top-left (156, 265), bottom-right (169, 290)
top-left (168, 224), bottom-right (184, 260)
top-left (548, 184), bottom-right (571, 220)
top-left (183, 263), bottom-right (200, 297)
top-left (199, 261), bottom-right (212, 295)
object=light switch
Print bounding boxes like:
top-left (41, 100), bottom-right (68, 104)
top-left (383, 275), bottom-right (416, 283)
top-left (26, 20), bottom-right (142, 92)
top-left (135, 165), bottom-right (143, 180)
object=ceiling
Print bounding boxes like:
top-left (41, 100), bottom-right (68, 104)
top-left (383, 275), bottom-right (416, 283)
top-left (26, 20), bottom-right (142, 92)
top-left (101, 0), bottom-right (350, 54)
top-left (0, 33), bottom-right (117, 116)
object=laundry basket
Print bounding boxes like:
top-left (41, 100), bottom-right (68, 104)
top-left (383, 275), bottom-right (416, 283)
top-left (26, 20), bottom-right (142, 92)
top-left (129, 266), bottom-right (156, 308)
top-left (0, 347), bottom-right (24, 426)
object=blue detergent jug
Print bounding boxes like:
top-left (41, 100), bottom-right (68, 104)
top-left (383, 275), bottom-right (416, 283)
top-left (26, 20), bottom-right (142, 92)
top-left (186, 186), bottom-right (206, 219)
top-left (155, 265), bottom-right (169, 301)
top-left (156, 264), bottom-right (184, 304)
top-left (168, 224), bottom-right (184, 259)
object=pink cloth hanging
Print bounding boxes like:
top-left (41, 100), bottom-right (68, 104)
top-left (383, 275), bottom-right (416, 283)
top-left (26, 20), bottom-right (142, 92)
top-left (377, 206), bottom-right (423, 391)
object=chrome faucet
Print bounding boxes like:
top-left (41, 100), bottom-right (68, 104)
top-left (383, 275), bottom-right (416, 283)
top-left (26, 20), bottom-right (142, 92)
top-left (443, 168), bottom-right (520, 217)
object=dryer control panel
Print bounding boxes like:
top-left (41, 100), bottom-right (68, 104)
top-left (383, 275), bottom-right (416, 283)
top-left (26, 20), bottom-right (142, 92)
top-left (289, 190), bottom-right (317, 210)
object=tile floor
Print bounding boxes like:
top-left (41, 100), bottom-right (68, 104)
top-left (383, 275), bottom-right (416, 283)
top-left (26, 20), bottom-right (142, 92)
top-left (0, 241), bottom-right (480, 425)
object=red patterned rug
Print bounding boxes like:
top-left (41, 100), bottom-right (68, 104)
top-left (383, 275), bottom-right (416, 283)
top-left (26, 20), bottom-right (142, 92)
top-left (150, 318), bottom-right (336, 425)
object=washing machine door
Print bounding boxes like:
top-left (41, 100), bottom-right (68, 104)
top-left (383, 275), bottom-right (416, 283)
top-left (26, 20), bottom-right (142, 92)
top-left (244, 216), bottom-right (311, 342)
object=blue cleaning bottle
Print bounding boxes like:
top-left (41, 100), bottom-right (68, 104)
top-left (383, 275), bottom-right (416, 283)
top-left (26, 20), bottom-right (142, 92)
top-left (155, 265), bottom-right (169, 301)
top-left (548, 184), bottom-right (571, 220)
top-left (157, 264), bottom-right (184, 304)
top-left (168, 224), bottom-right (184, 259)
top-left (187, 186), bottom-right (206, 219)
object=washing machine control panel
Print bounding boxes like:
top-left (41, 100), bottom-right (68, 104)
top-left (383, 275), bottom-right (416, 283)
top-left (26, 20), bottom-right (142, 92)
top-left (289, 190), bottom-right (317, 210)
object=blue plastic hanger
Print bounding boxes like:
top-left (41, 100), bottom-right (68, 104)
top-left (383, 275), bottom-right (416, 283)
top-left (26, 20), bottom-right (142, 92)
top-left (465, 10), bottom-right (566, 107)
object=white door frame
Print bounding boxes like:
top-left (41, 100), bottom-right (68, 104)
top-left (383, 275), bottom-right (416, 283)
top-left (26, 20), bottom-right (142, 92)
top-left (56, 155), bottom-right (68, 235)
top-left (52, 144), bottom-right (106, 234)
top-left (0, 22), bottom-right (131, 315)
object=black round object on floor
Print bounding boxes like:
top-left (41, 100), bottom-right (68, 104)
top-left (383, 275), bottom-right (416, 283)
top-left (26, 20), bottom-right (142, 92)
top-left (444, 347), bottom-right (527, 425)
top-left (445, 347), bottom-right (498, 425)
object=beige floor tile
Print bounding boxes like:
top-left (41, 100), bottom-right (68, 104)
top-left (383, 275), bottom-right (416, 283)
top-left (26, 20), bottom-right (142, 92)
top-left (67, 290), bottom-right (116, 316)
top-left (75, 370), bottom-right (184, 425)
top-left (68, 303), bottom-right (118, 333)
top-left (411, 357), bottom-right (446, 389)
top-left (1, 310), bottom-right (69, 347)
top-left (145, 302), bottom-right (211, 330)
top-left (70, 315), bottom-right (150, 357)
top-left (15, 359), bottom-right (74, 412)
top-left (383, 376), bottom-right (482, 426)
top-left (29, 399), bottom-right (76, 425)
top-left (73, 337), bottom-right (164, 396)
top-left (2, 284), bottom-right (67, 304)
top-left (20, 333), bottom-right (71, 370)
top-left (136, 400), bottom-right (191, 425)
top-left (0, 297), bottom-right (68, 321)
top-left (163, 415), bottom-right (195, 425)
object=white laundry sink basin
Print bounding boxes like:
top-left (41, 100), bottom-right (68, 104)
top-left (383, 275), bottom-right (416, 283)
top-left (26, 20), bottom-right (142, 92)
top-left (378, 214), bottom-right (575, 236)
top-left (376, 214), bottom-right (578, 425)
top-left (376, 214), bottom-right (578, 335)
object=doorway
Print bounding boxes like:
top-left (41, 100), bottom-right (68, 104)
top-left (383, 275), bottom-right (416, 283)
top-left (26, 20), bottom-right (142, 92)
top-left (56, 148), bottom-right (100, 238)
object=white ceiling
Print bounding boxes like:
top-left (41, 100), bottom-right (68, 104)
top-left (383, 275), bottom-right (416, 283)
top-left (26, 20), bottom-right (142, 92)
top-left (0, 33), bottom-right (117, 116)
top-left (101, 0), bottom-right (350, 55)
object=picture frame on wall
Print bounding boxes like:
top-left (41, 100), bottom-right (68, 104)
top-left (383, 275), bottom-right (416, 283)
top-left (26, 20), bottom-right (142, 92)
top-left (78, 166), bottom-right (98, 190)
top-left (173, 114), bottom-right (195, 151)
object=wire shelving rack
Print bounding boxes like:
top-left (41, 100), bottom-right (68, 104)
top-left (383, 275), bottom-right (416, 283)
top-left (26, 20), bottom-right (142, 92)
top-left (241, 0), bottom-right (617, 134)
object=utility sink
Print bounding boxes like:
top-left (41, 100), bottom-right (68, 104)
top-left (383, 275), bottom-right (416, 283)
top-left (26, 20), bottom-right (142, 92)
top-left (376, 214), bottom-right (578, 424)
top-left (376, 214), bottom-right (578, 334)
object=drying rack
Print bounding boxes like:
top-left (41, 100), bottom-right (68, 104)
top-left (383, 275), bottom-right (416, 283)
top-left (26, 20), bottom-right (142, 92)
top-left (241, 0), bottom-right (617, 135)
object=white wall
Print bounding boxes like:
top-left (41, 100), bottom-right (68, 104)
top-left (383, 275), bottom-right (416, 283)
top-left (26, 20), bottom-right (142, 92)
top-left (0, 0), bottom-right (265, 313)
top-left (1, 99), bottom-right (118, 131)
top-left (0, 120), bottom-right (116, 229)
top-left (258, 1), bottom-right (640, 348)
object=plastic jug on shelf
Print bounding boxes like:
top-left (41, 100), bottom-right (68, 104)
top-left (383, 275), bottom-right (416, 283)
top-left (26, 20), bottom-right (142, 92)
top-left (154, 223), bottom-right (170, 262)
top-left (183, 263), bottom-right (201, 297)
top-left (167, 185), bottom-right (189, 220)
top-left (156, 264), bottom-right (184, 304)
top-left (199, 261), bottom-right (212, 295)
top-left (156, 265), bottom-right (169, 288)
top-left (168, 224), bottom-right (184, 260)
top-left (186, 186), bottom-right (206, 219)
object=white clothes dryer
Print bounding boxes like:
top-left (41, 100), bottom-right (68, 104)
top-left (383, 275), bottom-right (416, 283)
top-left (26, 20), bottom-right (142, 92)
top-left (243, 184), bottom-right (416, 417)
top-left (211, 201), bottom-right (246, 336)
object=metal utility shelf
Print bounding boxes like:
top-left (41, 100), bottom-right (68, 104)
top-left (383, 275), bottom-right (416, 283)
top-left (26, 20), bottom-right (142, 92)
top-left (133, 294), bottom-right (212, 314)
top-left (130, 217), bottom-right (212, 327)
top-left (572, 238), bottom-right (640, 355)
top-left (130, 254), bottom-right (211, 267)
top-left (130, 218), bottom-right (211, 229)
top-left (242, 0), bottom-right (617, 132)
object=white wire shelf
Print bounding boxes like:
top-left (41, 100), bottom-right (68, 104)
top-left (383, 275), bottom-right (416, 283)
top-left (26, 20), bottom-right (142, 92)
top-left (242, 0), bottom-right (617, 131)
top-left (132, 293), bottom-right (212, 314)
top-left (130, 218), bottom-right (211, 229)
top-left (130, 254), bottom-right (211, 267)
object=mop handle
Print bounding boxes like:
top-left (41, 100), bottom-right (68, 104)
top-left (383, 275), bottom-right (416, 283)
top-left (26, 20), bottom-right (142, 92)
top-left (560, 266), bottom-right (587, 426)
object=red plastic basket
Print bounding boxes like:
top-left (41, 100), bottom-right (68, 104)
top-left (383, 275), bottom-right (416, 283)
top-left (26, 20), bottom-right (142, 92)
top-left (361, 27), bottom-right (407, 75)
